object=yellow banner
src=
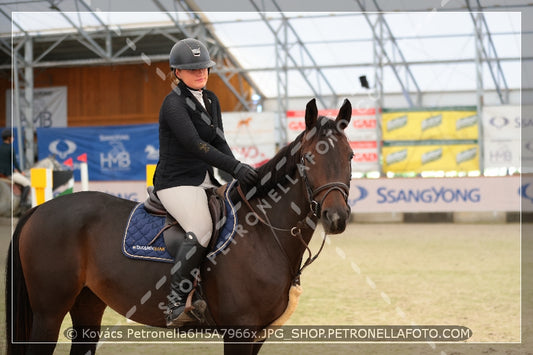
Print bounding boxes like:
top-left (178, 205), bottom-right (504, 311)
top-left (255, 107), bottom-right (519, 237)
top-left (382, 144), bottom-right (479, 173)
top-left (382, 110), bottom-right (478, 140)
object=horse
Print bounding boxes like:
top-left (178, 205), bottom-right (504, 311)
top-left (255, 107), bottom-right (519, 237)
top-left (5, 98), bottom-right (354, 355)
top-left (0, 156), bottom-right (64, 217)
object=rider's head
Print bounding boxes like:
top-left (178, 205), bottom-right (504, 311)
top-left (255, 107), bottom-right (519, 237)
top-left (1, 129), bottom-right (12, 142)
top-left (169, 38), bottom-right (215, 90)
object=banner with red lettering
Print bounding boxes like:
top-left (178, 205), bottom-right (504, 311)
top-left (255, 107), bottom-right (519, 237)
top-left (287, 107), bottom-right (380, 172)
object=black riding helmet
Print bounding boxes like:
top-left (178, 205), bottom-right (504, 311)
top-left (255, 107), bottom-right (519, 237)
top-left (169, 38), bottom-right (215, 70)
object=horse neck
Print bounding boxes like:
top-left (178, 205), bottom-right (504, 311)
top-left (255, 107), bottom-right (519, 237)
top-left (251, 170), bottom-right (318, 277)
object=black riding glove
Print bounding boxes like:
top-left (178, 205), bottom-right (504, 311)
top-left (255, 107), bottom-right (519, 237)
top-left (233, 162), bottom-right (259, 186)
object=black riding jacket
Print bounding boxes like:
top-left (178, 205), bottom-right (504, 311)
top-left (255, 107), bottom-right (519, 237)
top-left (153, 81), bottom-right (238, 191)
top-left (0, 141), bottom-right (19, 176)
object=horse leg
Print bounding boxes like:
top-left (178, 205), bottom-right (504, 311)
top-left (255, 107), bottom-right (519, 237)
top-left (223, 338), bottom-right (254, 355)
top-left (25, 312), bottom-right (68, 355)
top-left (251, 340), bottom-right (265, 355)
top-left (68, 287), bottom-right (107, 355)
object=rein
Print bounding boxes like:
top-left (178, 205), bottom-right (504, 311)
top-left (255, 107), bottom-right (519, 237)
top-left (236, 158), bottom-right (350, 284)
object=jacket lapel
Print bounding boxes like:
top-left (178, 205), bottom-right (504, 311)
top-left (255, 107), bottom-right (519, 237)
top-left (178, 81), bottom-right (212, 119)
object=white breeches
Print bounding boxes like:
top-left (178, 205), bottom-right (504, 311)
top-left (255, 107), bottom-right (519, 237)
top-left (157, 173), bottom-right (215, 247)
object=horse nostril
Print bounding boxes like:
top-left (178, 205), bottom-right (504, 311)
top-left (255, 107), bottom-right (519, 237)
top-left (324, 209), bottom-right (340, 224)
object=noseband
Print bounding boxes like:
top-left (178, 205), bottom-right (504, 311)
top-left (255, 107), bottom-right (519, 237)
top-left (300, 154), bottom-right (350, 217)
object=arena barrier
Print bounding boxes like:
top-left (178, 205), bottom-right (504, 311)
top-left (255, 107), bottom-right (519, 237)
top-left (71, 175), bottom-right (532, 223)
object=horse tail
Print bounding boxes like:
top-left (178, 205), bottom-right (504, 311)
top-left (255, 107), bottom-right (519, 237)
top-left (6, 206), bottom-right (39, 355)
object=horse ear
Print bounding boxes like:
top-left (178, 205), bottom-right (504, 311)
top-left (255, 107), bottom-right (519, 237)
top-left (335, 99), bottom-right (352, 130)
top-left (305, 98), bottom-right (318, 130)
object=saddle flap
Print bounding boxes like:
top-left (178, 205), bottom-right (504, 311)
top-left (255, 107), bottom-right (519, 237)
top-left (144, 186), bottom-right (167, 216)
top-left (207, 187), bottom-right (227, 251)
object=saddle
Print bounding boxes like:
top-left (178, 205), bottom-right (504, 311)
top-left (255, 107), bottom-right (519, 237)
top-left (122, 179), bottom-right (240, 265)
top-left (143, 185), bottom-right (227, 258)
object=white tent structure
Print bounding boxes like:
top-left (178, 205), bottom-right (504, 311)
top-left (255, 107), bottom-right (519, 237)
top-left (0, 0), bottom-right (530, 170)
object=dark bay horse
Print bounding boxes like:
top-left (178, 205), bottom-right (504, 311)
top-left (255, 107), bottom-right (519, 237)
top-left (6, 98), bottom-right (354, 355)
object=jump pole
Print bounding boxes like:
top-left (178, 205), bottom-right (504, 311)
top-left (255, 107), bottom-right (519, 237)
top-left (77, 153), bottom-right (89, 191)
top-left (30, 168), bottom-right (53, 206)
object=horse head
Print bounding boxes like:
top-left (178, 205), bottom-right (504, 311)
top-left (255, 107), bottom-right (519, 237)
top-left (299, 98), bottom-right (353, 234)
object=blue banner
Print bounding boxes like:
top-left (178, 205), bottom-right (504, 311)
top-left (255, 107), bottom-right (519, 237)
top-left (37, 124), bottom-right (159, 181)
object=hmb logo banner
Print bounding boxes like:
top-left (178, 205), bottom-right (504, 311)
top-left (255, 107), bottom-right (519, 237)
top-left (37, 124), bottom-right (159, 181)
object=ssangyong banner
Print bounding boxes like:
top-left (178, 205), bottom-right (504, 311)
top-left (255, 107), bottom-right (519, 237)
top-left (482, 105), bottom-right (521, 170)
top-left (287, 107), bottom-right (380, 172)
top-left (348, 176), bottom-right (522, 213)
top-left (37, 124), bottom-right (159, 181)
top-left (523, 105), bottom-right (533, 174)
top-left (70, 175), bottom-right (530, 213)
top-left (222, 112), bottom-right (276, 168)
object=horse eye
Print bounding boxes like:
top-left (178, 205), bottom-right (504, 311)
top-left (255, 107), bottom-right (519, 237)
top-left (349, 152), bottom-right (354, 161)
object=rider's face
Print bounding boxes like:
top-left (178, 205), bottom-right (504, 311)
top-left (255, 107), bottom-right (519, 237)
top-left (175, 68), bottom-right (208, 90)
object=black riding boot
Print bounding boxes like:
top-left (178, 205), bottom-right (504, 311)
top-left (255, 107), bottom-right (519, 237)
top-left (166, 232), bottom-right (208, 327)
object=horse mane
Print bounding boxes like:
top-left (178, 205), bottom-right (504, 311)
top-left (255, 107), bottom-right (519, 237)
top-left (251, 117), bottom-right (339, 198)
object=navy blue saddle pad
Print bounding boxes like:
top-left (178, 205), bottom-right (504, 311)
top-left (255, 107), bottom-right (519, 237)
top-left (122, 180), bottom-right (238, 263)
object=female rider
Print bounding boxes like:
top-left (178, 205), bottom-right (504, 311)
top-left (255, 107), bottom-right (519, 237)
top-left (153, 38), bottom-right (258, 327)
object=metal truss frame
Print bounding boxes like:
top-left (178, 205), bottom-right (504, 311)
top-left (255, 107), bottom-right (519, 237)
top-left (466, 0), bottom-right (510, 105)
top-left (355, 0), bottom-right (423, 108)
top-left (0, 0), bottom-right (521, 164)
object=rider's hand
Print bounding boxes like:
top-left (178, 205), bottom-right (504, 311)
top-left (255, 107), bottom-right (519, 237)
top-left (233, 163), bottom-right (259, 186)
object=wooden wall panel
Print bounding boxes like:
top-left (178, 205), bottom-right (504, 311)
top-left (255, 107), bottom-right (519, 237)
top-left (0, 62), bottom-right (251, 127)
top-left (0, 71), bottom-right (10, 127)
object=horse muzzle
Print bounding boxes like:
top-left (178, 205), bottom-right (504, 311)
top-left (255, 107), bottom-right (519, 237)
top-left (321, 204), bottom-right (351, 234)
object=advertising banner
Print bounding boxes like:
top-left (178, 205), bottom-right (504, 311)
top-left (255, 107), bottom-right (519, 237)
top-left (37, 124), bottom-right (159, 181)
top-left (222, 112), bottom-right (276, 167)
top-left (482, 105), bottom-right (521, 170)
top-left (524, 106), bottom-right (533, 174)
top-left (382, 108), bottom-right (478, 141)
top-left (287, 107), bottom-right (379, 172)
top-left (350, 141), bottom-right (379, 172)
top-left (382, 143), bottom-right (479, 173)
top-left (70, 175), bottom-right (528, 213)
top-left (6, 86), bottom-right (67, 127)
top-left (348, 176), bottom-right (521, 213)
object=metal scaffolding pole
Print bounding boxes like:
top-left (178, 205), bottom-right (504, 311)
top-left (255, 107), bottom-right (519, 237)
top-left (355, 1), bottom-right (422, 108)
top-left (23, 38), bottom-right (35, 168)
top-left (274, 17), bottom-right (289, 149)
top-left (250, 0), bottom-right (339, 110)
top-left (153, 0), bottom-right (262, 111)
top-left (466, 0), bottom-right (510, 105)
top-left (374, 15), bottom-right (384, 176)
top-left (12, 37), bottom-right (35, 170)
top-left (474, 12), bottom-right (485, 174)
top-left (12, 41), bottom-right (24, 170)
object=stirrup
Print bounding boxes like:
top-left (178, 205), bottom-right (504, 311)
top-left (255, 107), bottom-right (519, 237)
top-left (166, 299), bottom-right (207, 328)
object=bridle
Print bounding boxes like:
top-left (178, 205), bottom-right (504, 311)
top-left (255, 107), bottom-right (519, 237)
top-left (236, 150), bottom-right (351, 283)
top-left (299, 153), bottom-right (350, 218)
